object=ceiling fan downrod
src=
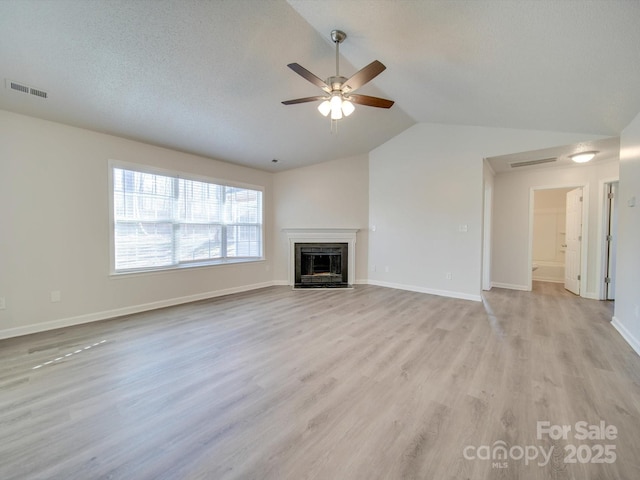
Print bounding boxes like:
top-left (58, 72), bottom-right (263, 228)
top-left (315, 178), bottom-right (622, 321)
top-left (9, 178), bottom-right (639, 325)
top-left (331, 29), bottom-right (346, 77)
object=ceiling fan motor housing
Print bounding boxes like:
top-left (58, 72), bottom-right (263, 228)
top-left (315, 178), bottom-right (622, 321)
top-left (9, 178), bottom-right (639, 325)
top-left (328, 76), bottom-right (348, 92)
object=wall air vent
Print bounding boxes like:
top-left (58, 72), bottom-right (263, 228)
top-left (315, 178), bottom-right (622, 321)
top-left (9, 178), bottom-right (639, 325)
top-left (6, 79), bottom-right (48, 99)
top-left (509, 157), bottom-right (557, 168)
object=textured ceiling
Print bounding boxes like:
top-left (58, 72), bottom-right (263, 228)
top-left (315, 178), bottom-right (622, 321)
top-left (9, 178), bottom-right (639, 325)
top-left (1, 0), bottom-right (639, 172)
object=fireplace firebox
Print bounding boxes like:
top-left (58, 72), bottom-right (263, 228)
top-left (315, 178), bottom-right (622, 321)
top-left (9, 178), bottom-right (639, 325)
top-left (294, 243), bottom-right (349, 288)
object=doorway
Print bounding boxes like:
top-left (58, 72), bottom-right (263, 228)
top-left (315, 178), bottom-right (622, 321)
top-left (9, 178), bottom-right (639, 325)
top-left (529, 185), bottom-right (588, 294)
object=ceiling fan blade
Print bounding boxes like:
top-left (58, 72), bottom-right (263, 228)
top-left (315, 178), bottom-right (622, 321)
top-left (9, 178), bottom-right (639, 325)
top-left (287, 63), bottom-right (331, 92)
top-left (282, 96), bottom-right (327, 105)
top-left (342, 60), bottom-right (386, 93)
top-left (348, 94), bottom-right (394, 109)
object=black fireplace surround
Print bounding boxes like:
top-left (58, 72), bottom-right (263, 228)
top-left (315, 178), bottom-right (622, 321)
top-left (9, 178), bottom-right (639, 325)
top-left (294, 242), bottom-right (349, 288)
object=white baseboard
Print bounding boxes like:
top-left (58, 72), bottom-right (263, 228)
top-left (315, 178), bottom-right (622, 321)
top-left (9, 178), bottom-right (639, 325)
top-left (581, 291), bottom-right (599, 300)
top-left (0, 281), bottom-right (277, 340)
top-left (366, 280), bottom-right (482, 302)
top-left (491, 282), bottom-right (530, 291)
top-left (612, 316), bottom-right (640, 357)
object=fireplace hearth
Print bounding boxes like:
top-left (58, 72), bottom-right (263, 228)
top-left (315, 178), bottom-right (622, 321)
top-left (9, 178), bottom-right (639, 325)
top-left (295, 243), bottom-right (349, 288)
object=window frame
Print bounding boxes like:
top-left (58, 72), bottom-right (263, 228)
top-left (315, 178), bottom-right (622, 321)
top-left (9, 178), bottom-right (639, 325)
top-left (108, 160), bottom-right (264, 276)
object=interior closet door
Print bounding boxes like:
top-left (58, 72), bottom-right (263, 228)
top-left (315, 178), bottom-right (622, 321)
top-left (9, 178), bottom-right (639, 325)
top-left (564, 187), bottom-right (583, 295)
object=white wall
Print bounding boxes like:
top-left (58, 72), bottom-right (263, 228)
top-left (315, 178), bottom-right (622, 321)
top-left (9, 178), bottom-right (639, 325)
top-left (613, 111), bottom-right (640, 354)
top-left (533, 189), bottom-right (571, 262)
top-left (532, 188), bottom-right (571, 283)
top-left (0, 110), bottom-right (274, 339)
top-left (533, 189), bottom-right (569, 265)
top-left (369, 123), bottom-right (604, 301)
top-left (492, 160), bottom-right (619, 296)
top-left (2, 109), bottom-right (629, 340)
top-left (272, 155), bottom-right (369, 283)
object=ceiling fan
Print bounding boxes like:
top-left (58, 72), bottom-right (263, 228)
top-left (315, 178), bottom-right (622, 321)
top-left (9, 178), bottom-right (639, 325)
top-left (282, 30), bottom-right (394, 122)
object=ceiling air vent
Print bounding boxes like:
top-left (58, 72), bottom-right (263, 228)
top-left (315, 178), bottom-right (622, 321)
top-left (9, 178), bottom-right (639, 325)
top-left (6, 79), bottom-right (48, 99)
top-left (510, 157), bottom-right (557, 168)
top-left (9, 81), bottom-right (29, 94)
top-left (29, 87), bottom-right (48, 99)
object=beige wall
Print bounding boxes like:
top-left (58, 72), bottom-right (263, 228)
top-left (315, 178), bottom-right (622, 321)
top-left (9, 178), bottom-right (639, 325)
top-left (533, 188), bottom-right (571, 264)
top-left (3, 108), bottom-right (635, 343)
top-left (492, 160), bottom-right (619, 296)
top-left (370, 123), bottom-right (604, 301)
top-left (272, 155), bottom-right (370, 283)
top-left (613, 110), bottom-right (640, 354)
top-left (0, 110), bottom-right (274, 338)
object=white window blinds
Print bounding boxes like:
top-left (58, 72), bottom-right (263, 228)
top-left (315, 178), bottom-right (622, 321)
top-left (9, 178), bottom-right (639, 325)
top-left (112, 166), bottom-right (263, 272)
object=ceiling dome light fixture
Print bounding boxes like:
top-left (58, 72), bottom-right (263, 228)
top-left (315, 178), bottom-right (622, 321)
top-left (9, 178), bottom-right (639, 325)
top-left (570, 151), bottom-right (598, 163)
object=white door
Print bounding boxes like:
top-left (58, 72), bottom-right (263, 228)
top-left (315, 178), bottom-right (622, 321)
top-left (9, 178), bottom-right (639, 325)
top-left (565, 188), bottom-right (583, 295)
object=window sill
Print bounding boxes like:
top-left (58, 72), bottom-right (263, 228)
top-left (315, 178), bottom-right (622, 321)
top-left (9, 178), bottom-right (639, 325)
top-left (110, 257), bottom-right (265, 278)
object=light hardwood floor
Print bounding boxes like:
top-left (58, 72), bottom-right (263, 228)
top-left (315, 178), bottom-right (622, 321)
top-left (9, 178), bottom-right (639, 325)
top-left (1, 283), bottom-right (639, 479)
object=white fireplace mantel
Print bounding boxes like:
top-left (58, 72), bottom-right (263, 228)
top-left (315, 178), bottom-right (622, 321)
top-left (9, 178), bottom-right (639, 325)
top-left (283, 228), bottom-right (358, 287)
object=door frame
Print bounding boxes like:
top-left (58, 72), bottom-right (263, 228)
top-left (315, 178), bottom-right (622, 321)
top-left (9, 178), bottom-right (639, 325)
top-left (482, 182), bottom-right (493, 291)
top-left (528, 184), bottom-right (589, 294)
top-left (597, 178), bottom-right (619, 300)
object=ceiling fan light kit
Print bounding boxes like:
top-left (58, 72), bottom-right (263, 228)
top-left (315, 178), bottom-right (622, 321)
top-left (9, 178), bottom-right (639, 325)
top-left (283, 29), bottom-right (394, 130)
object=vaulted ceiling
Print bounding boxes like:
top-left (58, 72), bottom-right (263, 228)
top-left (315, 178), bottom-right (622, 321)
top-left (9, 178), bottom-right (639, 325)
top-left (1, 0), bottom-right (639, 172)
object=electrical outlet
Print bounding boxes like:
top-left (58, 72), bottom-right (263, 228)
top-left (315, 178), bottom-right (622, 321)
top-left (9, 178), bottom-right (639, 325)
top-left (372, 265), bottom-right (377, 272)
top-left (0, 297), bottom-right (5, 310)
top-left (385, 266), bottom-right (390, 273)
top-left (458, 224), bottom-right (468, 232)
top-left (50, 291), bottom-right (61, 303)
top-left (446, 272), bottom-right (453, 280)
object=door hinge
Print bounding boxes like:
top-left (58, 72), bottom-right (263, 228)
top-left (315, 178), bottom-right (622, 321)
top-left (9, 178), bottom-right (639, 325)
top-left (608, 192), bottom-right (615, 199)
top-left (606, 234), bottom-right (613, 242)
top-left (578, 235), bottom-right (582, 241)
top-left (580, 196), bottom-right (583, 202)
top-left (577, 274), bottom-right (581, 281)
top-left (605, 277), bottom-right (611, 284)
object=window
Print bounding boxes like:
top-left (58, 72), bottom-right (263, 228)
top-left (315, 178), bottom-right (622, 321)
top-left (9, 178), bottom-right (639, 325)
top-left (111, 164), bottom-right (263, 273)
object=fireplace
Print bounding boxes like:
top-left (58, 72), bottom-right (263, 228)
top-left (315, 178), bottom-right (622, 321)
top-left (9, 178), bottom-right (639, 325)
top-left (295, 243), bottom-right (348, 288)
top-left (283, 228), bottom-right (358, 289)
